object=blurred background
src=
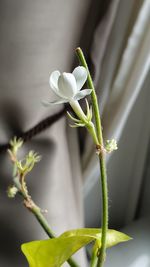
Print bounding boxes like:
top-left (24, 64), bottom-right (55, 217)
top-left (0, 0), bottom-right (150, 266)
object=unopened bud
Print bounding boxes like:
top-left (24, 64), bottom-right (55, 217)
top-left (7, 186), bottom-right (18, 198)
top-left (105, 139), bottom-right (118, 153)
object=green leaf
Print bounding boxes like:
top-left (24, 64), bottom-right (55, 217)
top-left (21, 228), bottom-right (131, 267)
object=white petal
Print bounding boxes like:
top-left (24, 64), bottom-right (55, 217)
top-left (58, 73), bottom-right (77, 98)
top-left (49, 71), bottom-right (69, 99)
top-left (42, 98), bottom-right (68, 106)
top-left (72, 66), bottom-right (88, 91)
top-left (49, 70), bottom-right (60, 92)
top-left (74, 89), bottom-right (92, 100)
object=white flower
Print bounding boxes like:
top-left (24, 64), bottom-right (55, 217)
top-left (48, 66), bottom-right (92, 104)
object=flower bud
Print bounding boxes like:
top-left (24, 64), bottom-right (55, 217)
top-left (7, 186), bottom-right (18, 198)
top-left (105, 139), bottom-right (118, 153)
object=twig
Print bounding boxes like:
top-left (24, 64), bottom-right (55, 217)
top-left (8, 145), bottom-right (79, 267)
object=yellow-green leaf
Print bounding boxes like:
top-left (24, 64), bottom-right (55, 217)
top-left (21, 228), bottom-right (131, 267)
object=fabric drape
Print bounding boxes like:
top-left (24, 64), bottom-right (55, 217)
top-left (83, 0), bottom-right (150, 227)
top-left (0, 1), bottom-right (91, 266)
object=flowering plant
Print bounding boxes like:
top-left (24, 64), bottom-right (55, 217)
top-left (8, 48), bottom-right (131, 267)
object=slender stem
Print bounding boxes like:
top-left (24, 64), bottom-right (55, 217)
top-left (90, 256), bottom-right (98, 267)
top-left (22, 192), bottom-right (79, 267)
top-left (76, 48), bottom-right (103, 145)
top-left (86, 121), bottom-right (99, 145)
top-left (90, 248), bottom-right (98, 267)
top-left (97, 155), bottom-right (108, 267)
top-left (76, 47), bottom-right (108, 267)
top-left (13, 176), bottom-right (79, 267)
top-left (30, 204), bottom-right (55, 238)
top-left (9, 145), bottom-right (80, 267)
top-left (31, 204), bottom-right (80, 267)
top-left (31, 204), bottom-right (79, 266)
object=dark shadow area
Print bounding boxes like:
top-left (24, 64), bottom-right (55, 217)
top-left (73, 0), bottom-right (111, 73)
top-left (0, 100), bottom-right (25, 141)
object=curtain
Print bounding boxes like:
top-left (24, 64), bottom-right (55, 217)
top-left (0, 1), bottom-right (91, 266)
top-left (0, 0), bottom-right (150, 266)
top-left (83, 0), bottom-right (150, 227)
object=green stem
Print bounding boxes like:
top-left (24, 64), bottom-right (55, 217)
top-left (15, 181), bottom-right (79, 267)
top-left (86, 122), bottom-right (99, 145)
top-left (90, 248), bottom-right (98, 267)
top-left (31, 205), bottom-right (80, 267)
top-left (31, 204), bottom-right (79, 267)
top-left (31, 205), bottom-right (55, 238)
top-left (76, 47), bottom-right (108, 267)
top-left (97, 155), bottom-right (108, 267)
top-left (28, 199), bottom-right (79, 266)
top-left (76, 48), bottom-right (103, 145)
top-left (11, 156), bottom-right (79, 267)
